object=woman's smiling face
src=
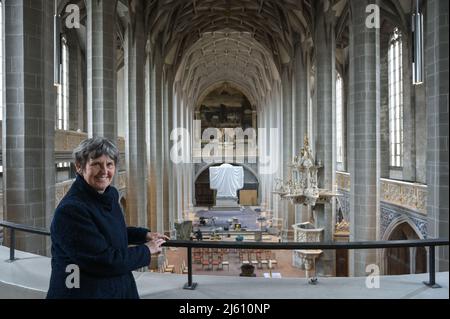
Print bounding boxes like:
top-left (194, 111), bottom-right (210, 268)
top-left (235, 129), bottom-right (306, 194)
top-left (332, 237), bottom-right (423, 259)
top-left (77, 155), bottom-right (116, 193)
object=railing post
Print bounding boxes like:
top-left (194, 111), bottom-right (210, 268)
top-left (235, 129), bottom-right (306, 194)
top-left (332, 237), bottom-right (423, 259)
top-left (9, 228), bottom-right (16, 262)
top-left (183, 246), bottom-right (197, 290)
top-left (423, 245), bottom-right (441, 288)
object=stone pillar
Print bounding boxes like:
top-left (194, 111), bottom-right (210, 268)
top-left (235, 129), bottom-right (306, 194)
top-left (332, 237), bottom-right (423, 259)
top-left (163, 66), bottom-right (173, 234)
top-left (425, 0), bottom-right (449, 271)
top-left (67, 31), bottom-right (80, 131)
top-left (314, 0), bottom-right (336, 276)
top-left (348, 0), bottom-right (380, 276)
top-left (293, 39), bottom-right (309, 224)
top-left (169, 72), bottom-right (178, 227)
top-left (86, 0), bottom-right (116, 140)
top-left (252, 111), bottom-right (257, 129)
top-left (281, 65), bottom-right (294, 236)
top-left (124, 1), bottom-right (147, 227)
top-left (3, 0), bottom-right (55, 255)
top-left (187, 109), bottom-right (194, 210)
top-left (173, 82), bottom-right (184, 221)
top-left (181, 97), bottom-right (189, 215)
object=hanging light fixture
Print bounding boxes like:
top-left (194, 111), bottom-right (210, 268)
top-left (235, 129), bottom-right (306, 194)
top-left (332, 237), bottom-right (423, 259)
top-left (54, 0), bottom-right (61, 87)
top-left (412, 0), bottom-right (424, 85)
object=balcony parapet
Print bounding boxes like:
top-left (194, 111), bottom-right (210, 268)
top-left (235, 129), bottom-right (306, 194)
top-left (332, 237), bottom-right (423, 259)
top-left (380, 178), bottom-right (427, 215)
top-left (0, 246), bottom-right (448, 299)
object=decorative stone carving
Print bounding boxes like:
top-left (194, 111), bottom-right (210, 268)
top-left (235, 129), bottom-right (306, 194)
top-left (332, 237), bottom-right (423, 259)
top-left (336, 172), bottom-right (350, 191)
top-left (292, 222), bottom-right (323, 243)
top-left (380, 179), bottom-right (427, 214)
top-left (274, 136), bottom-right (339, 206)
top-left (335, 219), bottom-right (350, 233)
top-left (117, 136), bottom-right (125, 153)
top-left (118, 172), bottom-right (127, 190)
top-left (296, 250), bottom-right (322, 284)
top-left (292, 221), bottom-right (324, 281)
top-left (55, 179), bottom-right (75, 206)
top-left (55, 130), bottom-right (88, 152)
top-left (380, 205), bottom-right (428, 239)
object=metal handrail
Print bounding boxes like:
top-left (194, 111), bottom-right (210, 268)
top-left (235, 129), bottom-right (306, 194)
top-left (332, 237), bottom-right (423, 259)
top-left (1, 220), bottom-right (448, 290)
top-left (0, 221), bottom-right (50, 262)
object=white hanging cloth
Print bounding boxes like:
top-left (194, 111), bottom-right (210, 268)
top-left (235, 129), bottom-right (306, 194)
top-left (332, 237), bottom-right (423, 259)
top-left (209, 164), bottom-right (244, 198)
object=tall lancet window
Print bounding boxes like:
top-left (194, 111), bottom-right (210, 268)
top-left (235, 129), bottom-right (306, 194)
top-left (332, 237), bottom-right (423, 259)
top-left (0, 1), bottom-right (3, 174)
top-left (0, 1), bottom-right (3, 122)
top-left (388, 28), bottom-right (403, 167)
top-left (336, 73), bottom-right (344, 164)
top-left (56, 36), bottom-right (69, 130)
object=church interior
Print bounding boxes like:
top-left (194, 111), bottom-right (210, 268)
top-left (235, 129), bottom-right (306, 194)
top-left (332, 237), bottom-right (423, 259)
top-left (0, 0), bottom-right (448, 294)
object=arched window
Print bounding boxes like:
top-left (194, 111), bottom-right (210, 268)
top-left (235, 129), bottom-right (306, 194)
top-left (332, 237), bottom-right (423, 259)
top-left (56, 36), bottom-right (69, 130)
top-left (388, 28), bottom-right (403, 167)
top-left (0, 1), bottom-right (3, 175)
top-left (336, 73), bottom-right (344, 164)
top-left (0, 1), bottom-right (3, 122)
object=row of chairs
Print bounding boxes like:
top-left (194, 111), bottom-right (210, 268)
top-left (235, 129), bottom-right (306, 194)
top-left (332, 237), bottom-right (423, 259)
top-left (160, 258), bottom-right (191, 274)
top-left (159, 258), bottom-right (175, 273)
top-left (200, 253), bottom-right (230, 270)
top-left (193, 248), bottom-right (230, 265)
top-left (161, 250), bottom-right (277, 274)
top-left (180, 260), bottom-right (189, 274)
top-left (239, 250), bottom-right (277, 269)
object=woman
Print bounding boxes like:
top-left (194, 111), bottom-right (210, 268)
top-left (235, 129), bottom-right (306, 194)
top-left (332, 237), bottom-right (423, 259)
top-left (47, 137), bottom-right (167, 299)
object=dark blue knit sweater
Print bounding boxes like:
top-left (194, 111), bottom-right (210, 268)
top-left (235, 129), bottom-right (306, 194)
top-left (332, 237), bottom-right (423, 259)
top-left (47, 174), bottom-right (151, 299)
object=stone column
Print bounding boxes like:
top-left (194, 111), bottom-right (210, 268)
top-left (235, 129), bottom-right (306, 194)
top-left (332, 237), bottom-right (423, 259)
top-left (3, 0), bottom-right (55, 255)
top-left (163, 66), bottom-right (173, 233)
top-left (181, 96), bottom-right (188, 215)
top-left (187, 109), bottom-right (195, 210)
top-left (173, 82), bottom-right (184, 221)
top-left (425, 0), bottom-right (449, 271)
top-left (67, 31), bottom-right (80, 131)
top-left (314, 0), bottom-right (336, 276)
top-left (281, 65), bottom-right (294, 237)
top-left (348, 0), bottom-right (380, 276)
top-left (252, 111), bottom-right (257, 129)
top-left (169, 71), bottom-right (178, 227)
top-left (273, 85), bottom-right (283, 220)
top-left (124, 1), bottom-right (147, 227)
top-left (86, 0), bottom-right (116, 140)
top-left (293, 39), bottom-right (309, 224)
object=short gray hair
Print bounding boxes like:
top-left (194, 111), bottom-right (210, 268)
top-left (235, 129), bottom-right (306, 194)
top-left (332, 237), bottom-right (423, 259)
top-left (73, 137), bottom-right (119, 168)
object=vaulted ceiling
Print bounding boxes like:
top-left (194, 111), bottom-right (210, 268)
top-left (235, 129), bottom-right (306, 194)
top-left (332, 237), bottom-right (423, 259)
top-left (57, 0), bottom-right (415, 106)
top-left (174, 29), bottom-right (280, 108)
top-left (146, 0), bottom-right (315, 70)
top-left (145, 0), bottom-right (317, 107)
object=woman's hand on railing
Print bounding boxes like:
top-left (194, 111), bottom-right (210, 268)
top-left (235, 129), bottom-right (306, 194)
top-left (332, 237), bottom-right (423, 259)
top-left (145, 238), bottom-right (167, 255)
top-left (145, 231), bottom-right (170, 242)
